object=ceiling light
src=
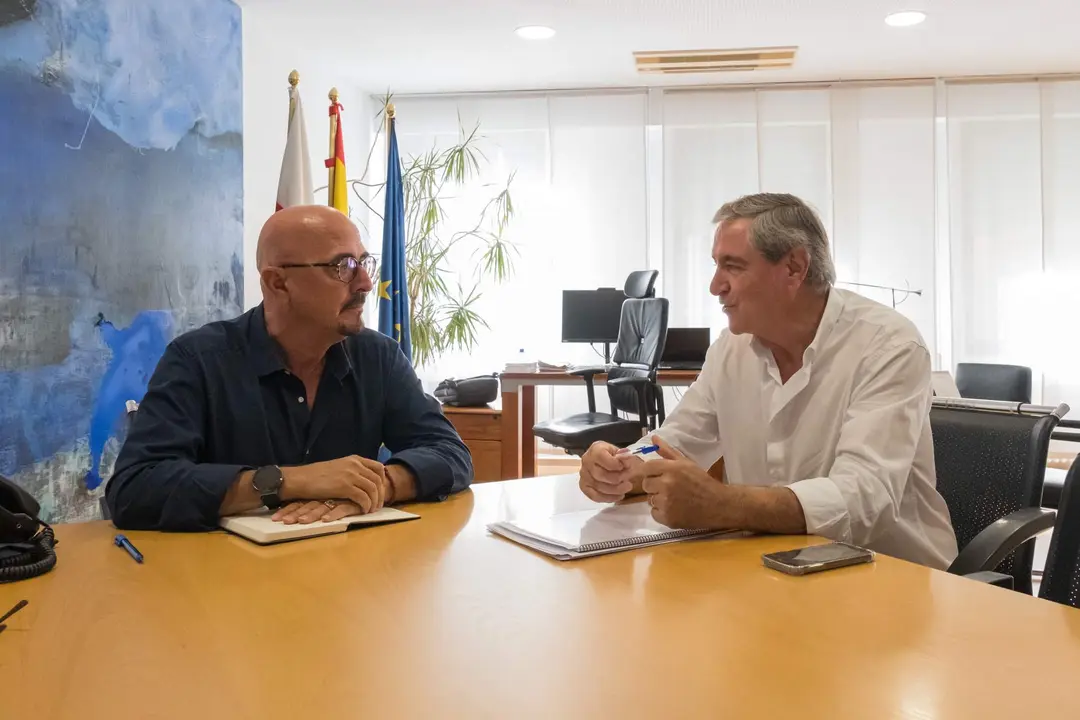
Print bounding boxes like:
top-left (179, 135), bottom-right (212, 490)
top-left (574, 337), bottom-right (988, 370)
top-left (885, 10), bottom-right (927, 27)
top-left (515, 25), bottom-right (555, 40)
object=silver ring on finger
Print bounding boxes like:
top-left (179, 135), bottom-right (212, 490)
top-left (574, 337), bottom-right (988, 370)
top-left (324, 499), bottom-right (337, 509)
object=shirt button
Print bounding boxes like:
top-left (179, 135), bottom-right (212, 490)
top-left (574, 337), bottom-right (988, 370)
top-left (298, 396), bottom-right (305, 404)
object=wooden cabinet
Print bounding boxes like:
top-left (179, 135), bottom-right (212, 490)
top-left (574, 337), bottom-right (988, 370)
top-left (442, 405), bottom-right (502, 483)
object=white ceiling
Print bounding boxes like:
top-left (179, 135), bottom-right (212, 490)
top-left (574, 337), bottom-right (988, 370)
top-left (238, 0), bottom-right (1080, 94)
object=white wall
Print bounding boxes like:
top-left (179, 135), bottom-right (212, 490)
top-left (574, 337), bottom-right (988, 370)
top-left (240, 4), bottom-right (374, 310)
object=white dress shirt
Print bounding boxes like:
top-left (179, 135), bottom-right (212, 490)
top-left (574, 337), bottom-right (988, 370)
top-left (644, 288), bottom-right (958, 569)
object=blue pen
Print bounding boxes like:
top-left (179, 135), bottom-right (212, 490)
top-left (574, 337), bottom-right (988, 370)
top-left (631, 444), bottom-right (660, 456)
top-left (114, 534), bottom-right (144, 564)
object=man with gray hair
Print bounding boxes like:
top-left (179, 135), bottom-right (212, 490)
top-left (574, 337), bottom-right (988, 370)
top-left (578, 192), bottom-right (957, 569)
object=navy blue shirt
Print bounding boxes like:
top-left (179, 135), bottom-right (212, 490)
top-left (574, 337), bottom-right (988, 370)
top-left (106, 305), bottom-right (472, 530)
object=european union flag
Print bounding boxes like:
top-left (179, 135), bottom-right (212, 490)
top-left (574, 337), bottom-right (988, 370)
top-left (378, 115), bottom-right (411, 361)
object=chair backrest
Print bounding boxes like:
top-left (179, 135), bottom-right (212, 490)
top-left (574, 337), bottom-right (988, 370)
top-left (608, 298), bottom-right (668, 417)
top-left (955, 363), bottom-right (1032, 403)
top-left (930, 398), bottom-right (1064, 593)
top-left (623, 270), bottom-right (658, 299)
top-left (1040, 457), bottom-right (1080, 608)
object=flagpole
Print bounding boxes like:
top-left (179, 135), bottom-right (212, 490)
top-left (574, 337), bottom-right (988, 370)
top-left (328, 87), bottom-right (339, 207)
top-left (287, 70), bottom-right (299, 125)
top-left (385, 102), bottom-right (395, 161)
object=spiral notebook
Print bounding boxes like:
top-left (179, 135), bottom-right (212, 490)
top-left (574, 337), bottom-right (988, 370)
top-left (488, 500), bottom-right (730, 561)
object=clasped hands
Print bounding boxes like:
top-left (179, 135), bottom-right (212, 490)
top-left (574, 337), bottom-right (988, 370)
top-left (579, 435), bottom-right (728, 529)
top-left (271, 455), bottom-right (394, 525)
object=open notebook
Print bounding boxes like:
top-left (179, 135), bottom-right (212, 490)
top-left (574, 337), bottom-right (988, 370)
top-left (221, 507), bottom-right (418, 545)
top-left (488, 500), bottom-right (730, 561)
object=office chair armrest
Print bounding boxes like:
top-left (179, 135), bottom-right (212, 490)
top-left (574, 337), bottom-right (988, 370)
top-left (607, 376), bottom-right (651, 388)
top-left (568, 366), bottom-right (606, 378)
top-left (569, 367), bottom-right (606, 414)
top-left (962, 571), bottom-right (1014, 589)
top-left (947, 507), bottom-right (1056, 576)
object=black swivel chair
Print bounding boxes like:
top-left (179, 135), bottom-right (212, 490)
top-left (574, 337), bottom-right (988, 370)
top-left (533, 297), bottom-right (669, 455)
top-left (1039, 456), bottom-right (1080, 608)
top-left (955, 363), bottom-right (1032, 403)
top-left (1046, 418), bottom-right (1080, 509)
top-left (950, 363), bottom-right (1076, 509)
top-left (931, 398), bottom-right (1066, 593)
top-left (624, 270), bottom-right (658, 299)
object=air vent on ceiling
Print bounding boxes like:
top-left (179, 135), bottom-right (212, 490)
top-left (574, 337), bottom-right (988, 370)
top-left (633, 46), bottom-right (797, 75)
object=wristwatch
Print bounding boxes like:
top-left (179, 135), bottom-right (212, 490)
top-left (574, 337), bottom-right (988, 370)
top-left (251, 465), bottom-right (284, 510)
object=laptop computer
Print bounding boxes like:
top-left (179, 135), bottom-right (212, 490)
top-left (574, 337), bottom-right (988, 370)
top-left (660, 328), bottom-right (710, 370)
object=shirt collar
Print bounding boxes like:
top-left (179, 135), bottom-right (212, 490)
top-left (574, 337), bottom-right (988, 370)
top-left (248, 304), bottom-right (354, 381)
top-left (749, 287), bottom-right (845, 367)
top-left (326, 340), bottom-right (354, 380)
top-left (803, 287), bottom-right (844, 365)
top-left (248, 304), bottom-right (288, 377)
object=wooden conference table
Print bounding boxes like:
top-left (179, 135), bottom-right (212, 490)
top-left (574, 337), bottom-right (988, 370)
top-left (499, 369), bottom-right (700, 479)
top-left (3, 474), bottom-right (1080, 719)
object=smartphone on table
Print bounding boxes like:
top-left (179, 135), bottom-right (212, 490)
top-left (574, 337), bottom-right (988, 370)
top-left (762, 541), bottom-right (875, 576)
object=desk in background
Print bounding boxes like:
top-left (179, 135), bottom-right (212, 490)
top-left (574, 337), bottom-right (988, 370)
top-left (3, 474), bottom-right (1080, 719)
top-left (499, 369), bottom-right (700, 479)
top-left (442, 404), bottom-right (502, 483)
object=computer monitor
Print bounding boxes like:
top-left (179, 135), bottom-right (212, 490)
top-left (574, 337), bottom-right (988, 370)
top-left (561, 289), bottom-right (626, 362)
top-left (660, 328), bottom-right (710, 369)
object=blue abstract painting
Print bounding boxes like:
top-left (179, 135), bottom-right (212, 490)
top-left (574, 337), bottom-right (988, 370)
top-left (0, 0), bottom-right (244, 522)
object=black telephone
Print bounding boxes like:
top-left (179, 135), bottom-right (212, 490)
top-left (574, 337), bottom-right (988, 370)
top-left (0, 475), bottom-right (58, 583)
top-left (433, 374), bottom-right (499, 407)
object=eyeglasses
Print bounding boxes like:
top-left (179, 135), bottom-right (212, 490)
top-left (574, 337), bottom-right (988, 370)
top-left (278, 254), bottom-right (377, 284)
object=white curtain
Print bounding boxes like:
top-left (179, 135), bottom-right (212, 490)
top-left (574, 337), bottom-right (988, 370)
top-left (832, 85), bottom-right (937, 361)
top-left (378, 92), bottom-right (649, 423)
top-left (378, 78), bottom-right (1080, 438)
top-left (662, 84), bottom-right (937, 360)
top-left (946, 80), bottom-right (1080, 411)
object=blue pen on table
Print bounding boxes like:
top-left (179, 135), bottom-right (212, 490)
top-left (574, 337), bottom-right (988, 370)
top-left (114, 534), bottom-right (144, 564)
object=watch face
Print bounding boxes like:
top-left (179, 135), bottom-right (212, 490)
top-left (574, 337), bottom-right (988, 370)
top-left (252, 466), bottom-right (283, 493)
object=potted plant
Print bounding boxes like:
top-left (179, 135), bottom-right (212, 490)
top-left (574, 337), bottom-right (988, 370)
top-left (337, 95), bottom-right (518, 368)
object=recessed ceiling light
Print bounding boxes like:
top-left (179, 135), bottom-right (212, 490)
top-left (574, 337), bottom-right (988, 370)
top-left (515, 25), bottom-right (556, 40)
top-left (885, 10), bottom-right (927, 27)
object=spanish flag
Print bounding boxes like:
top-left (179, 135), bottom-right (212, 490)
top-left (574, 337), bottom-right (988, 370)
top-left (325, 88), bottom-right (348, 214)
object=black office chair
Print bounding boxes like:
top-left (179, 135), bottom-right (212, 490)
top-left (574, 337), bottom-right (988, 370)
top-left (1039, 456), bottom-right (1080, 608)
top-left (624, 270), bottom-right (658, 299)
top-left (1045, 417), bottom-right (1080, 509)
top-left (955, 363), bottom-right (1032, 403)
top-left (932, 398), bottom-right (1065, 593)
top-left (533, 297), bottom-right (669, 455)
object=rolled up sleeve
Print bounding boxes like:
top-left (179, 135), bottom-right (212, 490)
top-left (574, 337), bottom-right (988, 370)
top-left (787, 341), bottom-right (932, 547)
top-left (787, 475), bottom-right (851, 541)
top-left (382, 346), bottom-right (473, 500)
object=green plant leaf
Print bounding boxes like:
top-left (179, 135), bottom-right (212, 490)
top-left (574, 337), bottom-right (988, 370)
top-left (343, 97), bottom-right (519, 366)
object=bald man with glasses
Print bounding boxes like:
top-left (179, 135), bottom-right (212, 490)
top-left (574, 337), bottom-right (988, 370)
top-left (106, 206), bottom-right (473, 531)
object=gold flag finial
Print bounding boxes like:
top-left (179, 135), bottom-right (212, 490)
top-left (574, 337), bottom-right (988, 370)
top-left (288, 70), bottom-right (299, 87)
top-left (387, 103), bottom-right (396, 119)
top-left (329, 87), bottom-right (339, 103)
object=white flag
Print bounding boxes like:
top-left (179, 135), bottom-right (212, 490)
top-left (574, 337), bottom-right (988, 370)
top-left (275, 85), bottom-right (314, 210)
